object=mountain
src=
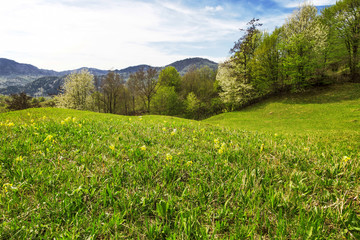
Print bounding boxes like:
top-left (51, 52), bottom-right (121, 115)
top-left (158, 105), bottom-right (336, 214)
top-left (0, 58), bottom-right (61, 89)
top-left (0, 57), bottom-right (218, 96)
top-left (0, 58), bottom-right (58, 76)
top-left (0, 76), bottom-right (66, 97)
top-left (167, 57), bottom-right (218, 75)
top-left (59, 67), bottom-right (109, 76)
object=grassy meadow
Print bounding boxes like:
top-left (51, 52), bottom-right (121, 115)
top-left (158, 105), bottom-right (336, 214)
top-left (0, 83), bottom-right (360, 239)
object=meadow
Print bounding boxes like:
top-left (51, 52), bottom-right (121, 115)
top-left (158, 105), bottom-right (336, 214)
top-left (0, 83), bottom-right (359, 239)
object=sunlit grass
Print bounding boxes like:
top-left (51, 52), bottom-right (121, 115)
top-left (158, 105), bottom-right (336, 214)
top-left (205, 83), bottom-right (360, 134)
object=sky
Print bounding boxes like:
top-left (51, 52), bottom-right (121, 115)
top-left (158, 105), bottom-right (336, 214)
top-left (0, 0), bottom-right (337, 71)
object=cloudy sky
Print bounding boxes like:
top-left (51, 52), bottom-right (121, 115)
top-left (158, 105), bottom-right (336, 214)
top-left (0, 0), bottom-right (336, 71)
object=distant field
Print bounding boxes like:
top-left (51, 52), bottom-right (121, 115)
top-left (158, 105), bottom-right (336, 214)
top-left (0, 84), bottom-right (360, 238)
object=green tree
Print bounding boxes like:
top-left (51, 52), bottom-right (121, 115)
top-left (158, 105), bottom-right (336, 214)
top-left (180, 66), bottom-right (217, 101)
top-left (230, 18), bottom-right (263, 84)
top-left (151, 86), bottom-right (182, 116)
top-left (56, 70), bottom-right (95, 110)
top-left (185, 92), bottom-right (200, 119)
top-left (322, 0), bottom-right (360, 81)
top-left (250, 29), bottom-right (282, 95)
top-left (280, 4), bottom-right (328, 91)
top-left (180, 66), bottom-right (219, 118)
top-left (158, 66), bottom-right (181, 92)
top-left (5, 92), bottom-right (33, 111)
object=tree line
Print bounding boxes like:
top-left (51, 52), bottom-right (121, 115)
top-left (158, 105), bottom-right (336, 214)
top-left (218, 0), bottom-right (360, 110)
top-left (56, 65), bottom-right (221, 120)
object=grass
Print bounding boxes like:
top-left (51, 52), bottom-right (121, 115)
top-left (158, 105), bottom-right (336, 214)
top-left (205, 83), bottom-right (360, 134)
top-left (0, 83), bottom-right (360, 239)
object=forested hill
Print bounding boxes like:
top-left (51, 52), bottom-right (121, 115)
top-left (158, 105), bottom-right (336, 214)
top-left (167, 57), bottom-right (218, 75)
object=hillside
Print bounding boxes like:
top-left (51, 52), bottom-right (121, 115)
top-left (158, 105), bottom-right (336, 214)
top-left (166, 57), bottom-right (218, 75)
top-left (0, 57), bottom-right (218, 96)
top-left (0, 58), bottom-right (59, 89)
top-left (1, 85), bottom-right (359, 238)
top-left (0, 58), bottom-right (57, 76)
top-left (205, 83), bottom-right (360, 136)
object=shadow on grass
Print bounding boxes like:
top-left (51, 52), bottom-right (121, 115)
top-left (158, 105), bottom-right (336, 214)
top-left (280, 83), bottom-right (360, 105)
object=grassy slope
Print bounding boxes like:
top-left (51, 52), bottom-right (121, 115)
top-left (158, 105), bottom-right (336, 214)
top-left (0, 84), bottom-right (359, 239)
top-left (205, 83), bottom-right (360, 134)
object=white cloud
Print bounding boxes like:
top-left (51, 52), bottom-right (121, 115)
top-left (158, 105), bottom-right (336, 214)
top-left (0, 0), bottom-right (317, 71)
top-left (273, 0), bottom-right (337, 8)
top-left (0, 0), bottom-right (247, 70)
top-left (204, 5), bottom-right (224, 12)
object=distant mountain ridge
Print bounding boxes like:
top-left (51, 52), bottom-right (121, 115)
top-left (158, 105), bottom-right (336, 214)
top-left (0, 58), bottom-right (58, 76)
top-left (0, 57), bottom-right (218, 96)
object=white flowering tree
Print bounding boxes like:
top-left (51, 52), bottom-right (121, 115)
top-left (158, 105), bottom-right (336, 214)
top-left (217, 60), bottom-right (255, 110)
top-left (56, 69), bottom-right (95, 110)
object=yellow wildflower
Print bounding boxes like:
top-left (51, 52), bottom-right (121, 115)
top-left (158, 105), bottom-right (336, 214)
top-left (140, 145), bottom-right (147, 151)
top-left (7, 122), bottom-right (14, 127)
top-left (166, 153), bottom-right (173, 161)
top-left (342, 156), bottom-right (351, 162)
top-left (186, 161), bottom-right (193, 166)
top-left (214, 138), bottom-right (219, 144)
top-left (78, 124), bottom-right (82, 128)
top-left (109, 145), bottom-right (115, 151)
top-left (217, 143), bottom-right (226, 154)
top-left (43, 135), bottom-right (53, 142)
top-left (162, 127), bottom-right (167, 132)
top-left (260, 144), bottom-right (264, 152)
top-left (61, 121), bottom-right (65, 125)
top-left (72, 117), bottom-right (76, 122)
top-left (3, 183), bottom-right (13, 193)
top-left (15, 156), bottom-right (23, 162)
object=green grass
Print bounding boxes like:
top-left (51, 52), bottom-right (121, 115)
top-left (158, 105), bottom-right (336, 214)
top-left (205, 83), bottom-right (360, 134)
top-left (1, 84), bottom-right (360, 239)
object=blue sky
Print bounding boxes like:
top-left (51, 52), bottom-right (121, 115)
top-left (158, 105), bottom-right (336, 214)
top-left (0, 0), bottom-right (336, 71)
